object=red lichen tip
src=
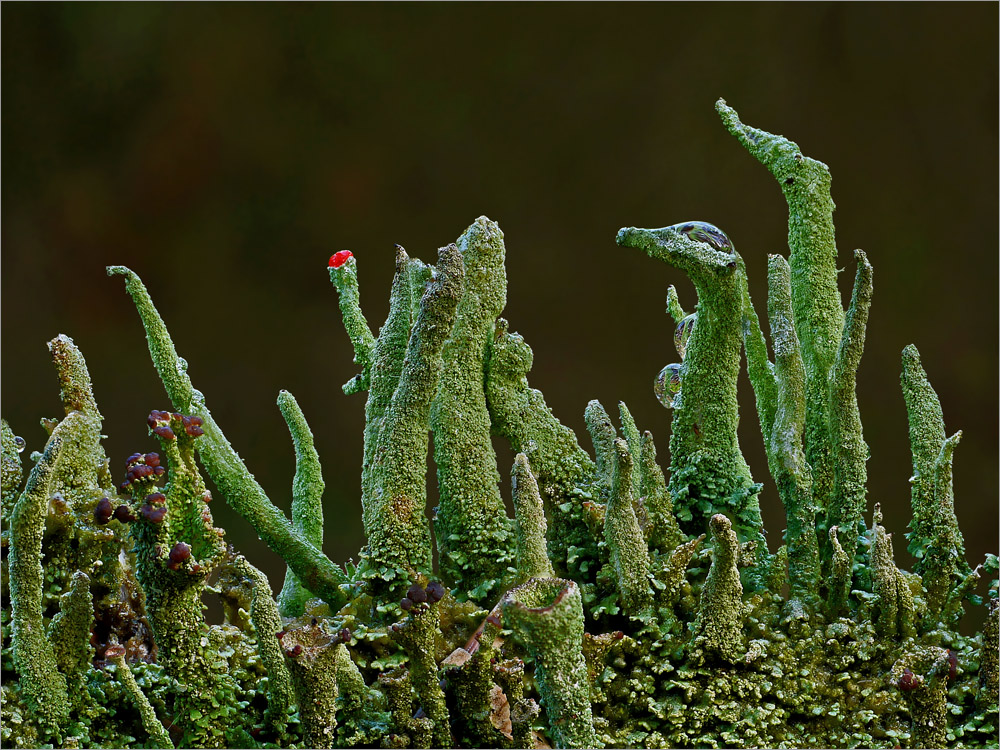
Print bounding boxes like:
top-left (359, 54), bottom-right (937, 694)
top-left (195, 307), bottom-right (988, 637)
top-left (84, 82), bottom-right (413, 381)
top-left (329, 250), bottom-right (353, 268)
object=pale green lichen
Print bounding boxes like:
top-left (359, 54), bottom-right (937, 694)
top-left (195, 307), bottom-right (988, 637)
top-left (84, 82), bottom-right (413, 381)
top-left (762, 254), bottom-right (820, 607)
top-left (327, 252), bottom-right (376, 395)
top-left (47, 571), bottom-right (95, 712)
top-left (109, 265), bottom-right (349, 607)
top-left (690, 514), bottom-right (746, 664)
top-left (8, 415), bottom-right (74, 738)
top-left (502, 578), bottom-right (599, 749)
top-left (226, 553), bottom-right (294, 731)
top-left (717, 99), bottom-right (844, 540)
top-left (430, 217), bottom-right (515, 600)
top-left (362, 243), bottom-right (464, 585)
top-left (388, 596), bottom-right (451, 749)
top-left (283, 623), bottom-right (342, 749)
top-left (277, 389), bottom-right (326, 618)
top-left (105, 645), bottom-right (174, 749)
top-left (512, 453), bottom-right (555, 583)
top-left (615, 222), bottom-right (766, 562)
top-left (604, 439), bottom-right (652, 614)
top-left (2, 101), bottom-right (996, 750)
top-left (870, 504), bottom-right (916, 640)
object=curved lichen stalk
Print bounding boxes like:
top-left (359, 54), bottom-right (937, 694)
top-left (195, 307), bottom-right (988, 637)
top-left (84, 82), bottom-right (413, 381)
top-left (717, 99), bottom-right (845, 537)
top-left (276, 389), bottom-right (326, 617)
top-left (108, 265), bottom-right (349, 608)
top-left (761, 254), bottom-right (820, 606)
top-left (615, 223), bottom-right (766, 558)
top-left (501, 578), bottom-right (599, 749)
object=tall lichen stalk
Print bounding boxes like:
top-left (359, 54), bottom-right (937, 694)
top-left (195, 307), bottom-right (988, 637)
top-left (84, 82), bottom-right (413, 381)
top-left (2, 102), bottom-right (997, 750)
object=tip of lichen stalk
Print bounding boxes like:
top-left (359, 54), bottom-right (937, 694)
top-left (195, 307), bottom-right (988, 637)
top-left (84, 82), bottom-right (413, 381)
top-left (328, 250), bottom-right (353, 269)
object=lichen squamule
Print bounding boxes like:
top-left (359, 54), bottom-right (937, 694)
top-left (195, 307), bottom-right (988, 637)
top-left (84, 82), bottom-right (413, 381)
top-left (1, 101), bottom-right (997, 749)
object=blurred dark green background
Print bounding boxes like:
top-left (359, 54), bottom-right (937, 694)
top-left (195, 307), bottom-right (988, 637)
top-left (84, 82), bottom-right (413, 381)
top-left (3, 4), bottom-right (997, 592)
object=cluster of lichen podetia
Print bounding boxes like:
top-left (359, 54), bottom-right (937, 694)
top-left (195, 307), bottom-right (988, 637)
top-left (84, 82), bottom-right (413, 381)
top-left (1, 101), bottom-right (997, 750)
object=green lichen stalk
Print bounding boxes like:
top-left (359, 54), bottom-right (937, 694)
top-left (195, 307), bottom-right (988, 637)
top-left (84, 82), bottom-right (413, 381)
top-left (8, 416), bottom-right (73, 738)
top-left (104, 643), bottom-right (174, 749)
top-left (430, 217), bottom-right (515, 599)
top-left (764, 254), bottom-right (820, 607)
top-left (109, 265), bottom-right (349, 607)
top-left (604, 439), bottom-right (652, 614)
top-left (512, 453), bottom-right (556, 583)
top-left (690, 514), bottom-right (746, 664)
top-left (717, 98), bottom-right (845, 536)
top-left (901, 344), bottom-right (970, 623)
top-left (615, 223), bottom-right (765, 553)
top-left (502, 578), bottom-right (599, 749)
top-left (277, 389), bottom-right (326, 617)
top-left (364, 242), bottom-right (465, 582)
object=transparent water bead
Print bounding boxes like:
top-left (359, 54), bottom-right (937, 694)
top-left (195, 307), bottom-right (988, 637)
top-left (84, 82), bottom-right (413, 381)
top-left (673, 221), bottom-right (733, 253)
top-left (14, 435), bottom-right (25, 454)
top-left (655, 364), bottom-right (683, 409)
top-left (674, 313), bottom-right (697, 360)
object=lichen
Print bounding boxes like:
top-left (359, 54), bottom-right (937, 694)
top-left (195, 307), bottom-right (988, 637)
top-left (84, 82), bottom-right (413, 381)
top-left (2, 101), bottom-right (996, 750)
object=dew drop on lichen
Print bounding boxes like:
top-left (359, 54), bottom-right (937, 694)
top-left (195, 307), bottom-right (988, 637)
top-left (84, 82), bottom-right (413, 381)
top-left (675, 314), bottom-right (697, 359)
top-left (13, 436), bottom-right (25, 454)
top-left (673, 221), bottom-right (733, 253)
top-left (655, 364), bottom-right (683, 409)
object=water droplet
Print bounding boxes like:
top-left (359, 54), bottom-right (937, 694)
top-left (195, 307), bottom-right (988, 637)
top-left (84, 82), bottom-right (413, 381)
top-left (14, 436), bottom-right (25, 454)
top-left (674, 314), bottom-right (697, 360)
top-left (654, 364), bottom-right (683, 409)
top-left (672, 221), bottom-right (733, 253)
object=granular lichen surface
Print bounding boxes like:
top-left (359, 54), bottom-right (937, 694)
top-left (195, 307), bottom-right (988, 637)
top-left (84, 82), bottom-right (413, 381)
top-left (1, 102), bottom-right (997, 750)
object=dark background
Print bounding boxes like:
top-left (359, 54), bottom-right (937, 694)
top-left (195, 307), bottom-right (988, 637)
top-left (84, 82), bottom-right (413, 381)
top-left (3, 5), bottom-right (997, 601)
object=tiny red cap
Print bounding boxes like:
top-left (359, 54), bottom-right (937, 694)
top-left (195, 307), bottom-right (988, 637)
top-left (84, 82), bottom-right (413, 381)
top-left (329, 250), bottom-right (353, 268)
